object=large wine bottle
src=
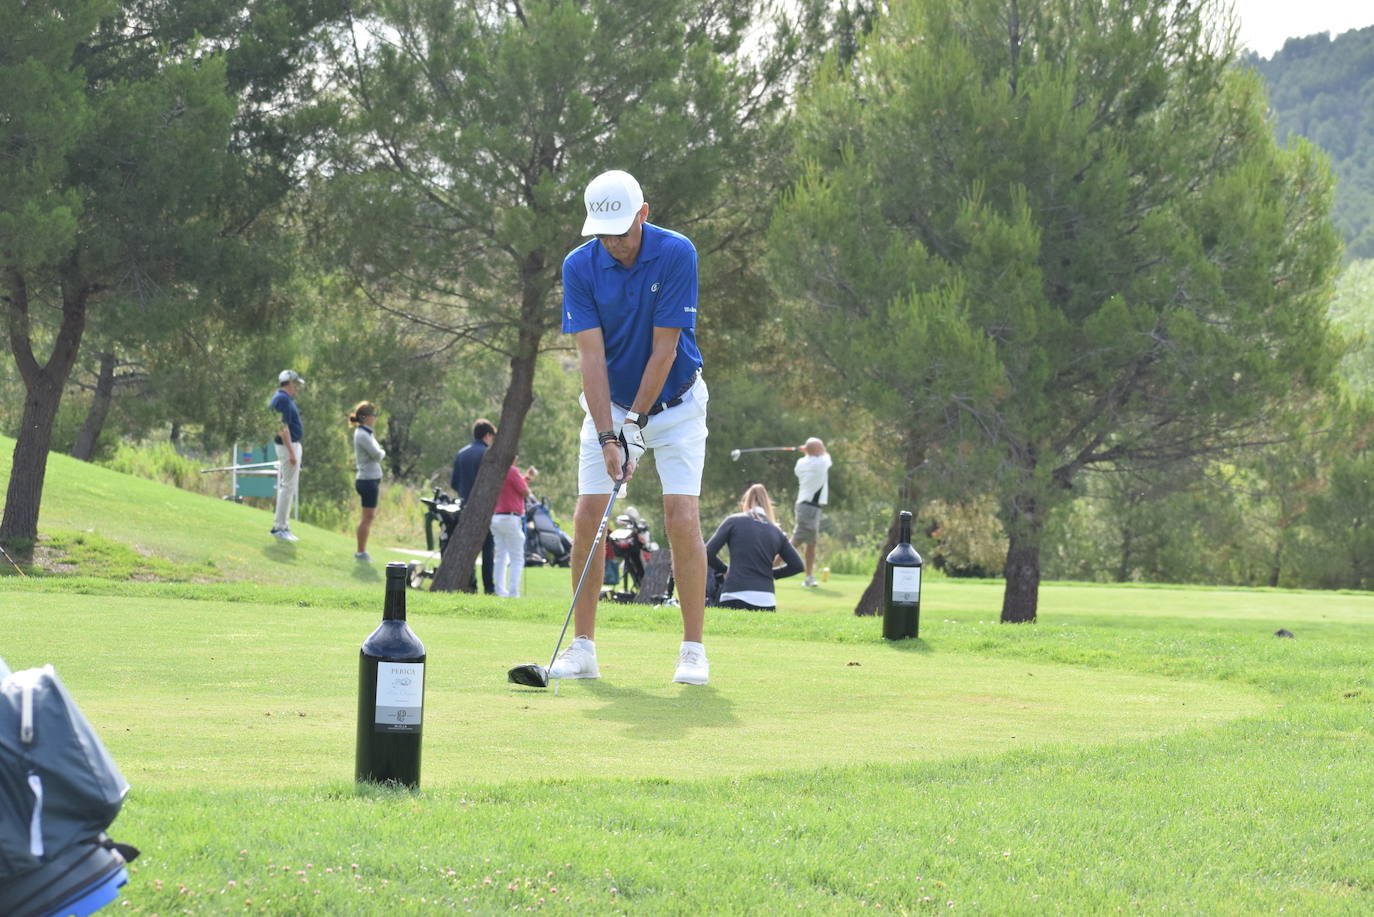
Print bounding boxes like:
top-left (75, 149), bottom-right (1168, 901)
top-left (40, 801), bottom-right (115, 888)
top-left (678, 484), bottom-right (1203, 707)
top-left (356, 562), bottom-right (426, 787)
top-left (882, 510), bottom-right (923, 640)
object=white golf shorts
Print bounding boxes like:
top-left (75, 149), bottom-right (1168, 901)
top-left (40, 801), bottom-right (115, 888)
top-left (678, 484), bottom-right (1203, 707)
top-left (578, 376), bottom-right (709, 496)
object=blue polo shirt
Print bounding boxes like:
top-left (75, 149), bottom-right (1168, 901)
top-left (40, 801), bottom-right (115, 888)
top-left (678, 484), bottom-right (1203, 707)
top-left (269, 389), bottom-right (303, 444)
top-left (561, 222), bottom-right (703, 408)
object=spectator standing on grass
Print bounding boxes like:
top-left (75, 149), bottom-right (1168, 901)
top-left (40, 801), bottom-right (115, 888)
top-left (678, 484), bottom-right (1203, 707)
top-left (551, 168), bottom-right (711, 685)
top-left (491, 461), bottom-right (536, 597)
top-left (269, 370), bottom-right (305, 542)
top-left (791, 437), bottom-right (831, 586)
top-left (350, 401), bottom-right (385, 562)
top-left (450, 418), bottom-right (497, 594)
top-left (706, 484), bottom-right (804, 611)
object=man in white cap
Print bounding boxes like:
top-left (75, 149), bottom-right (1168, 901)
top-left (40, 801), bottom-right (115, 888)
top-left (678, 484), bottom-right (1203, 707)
top-left (269, 370), bottom-right (305, 541)
top-left (553, 169), bottom-right (710, 685)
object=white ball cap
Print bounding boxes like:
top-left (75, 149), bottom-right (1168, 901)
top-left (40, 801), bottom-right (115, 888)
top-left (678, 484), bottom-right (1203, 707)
top-left (278, 369), bottom-right (304, 384)
top-left (581, 170), bottom-right (644, 236)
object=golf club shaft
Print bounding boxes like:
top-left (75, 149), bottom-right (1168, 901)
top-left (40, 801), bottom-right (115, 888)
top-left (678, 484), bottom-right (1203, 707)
top-left (0, 543), bottom-right (25, 576)
top-left (547, 481), bottom-right (623, 669)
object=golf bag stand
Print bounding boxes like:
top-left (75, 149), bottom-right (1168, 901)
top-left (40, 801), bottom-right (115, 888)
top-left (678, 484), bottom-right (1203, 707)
top-left (0, 658), bottom-right (139, 917)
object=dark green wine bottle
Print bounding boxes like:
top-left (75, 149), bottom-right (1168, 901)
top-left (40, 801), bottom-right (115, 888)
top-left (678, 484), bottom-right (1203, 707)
top-left (356, 562), bottom-right (426, 787)
top-left (882, 511), bottom-right (923, 640)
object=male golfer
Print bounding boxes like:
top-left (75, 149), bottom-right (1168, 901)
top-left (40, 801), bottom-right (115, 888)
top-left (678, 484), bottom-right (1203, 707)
top-left (791, 437), bottom-right (831, 586)
top-left (450, 418), bottom-right (498, 594)
top-left (552, 169), bottom-right (710, 684)
top-left (269, 370), bottom-right (304, 541)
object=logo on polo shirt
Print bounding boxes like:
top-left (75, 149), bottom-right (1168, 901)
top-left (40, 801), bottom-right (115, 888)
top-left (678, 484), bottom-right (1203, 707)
top-left (651, 283), bottom-right (660, 292)
top-left (588, 198), bottom-right (622, 214)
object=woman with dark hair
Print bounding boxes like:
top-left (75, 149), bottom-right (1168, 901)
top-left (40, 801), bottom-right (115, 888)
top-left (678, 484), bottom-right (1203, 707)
top-left (704, 483), bottom-right (805, 611)
top-left (349, 401), bottom-right (385, 561)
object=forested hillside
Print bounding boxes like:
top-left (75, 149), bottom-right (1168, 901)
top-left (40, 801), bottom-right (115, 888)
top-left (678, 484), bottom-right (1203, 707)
top-left (1250, 26), bottom-right (1374, 259)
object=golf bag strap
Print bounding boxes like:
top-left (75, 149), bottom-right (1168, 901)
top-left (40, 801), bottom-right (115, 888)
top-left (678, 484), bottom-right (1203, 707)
top-left (20, 680), bottom-right (34, 744)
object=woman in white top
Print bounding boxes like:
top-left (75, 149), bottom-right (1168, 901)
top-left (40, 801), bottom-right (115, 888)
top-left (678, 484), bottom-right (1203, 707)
top-left (349, 401), bottom-right (385, 561)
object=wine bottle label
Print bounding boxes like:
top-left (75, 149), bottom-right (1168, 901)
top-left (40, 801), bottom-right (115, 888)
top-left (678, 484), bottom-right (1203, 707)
top-left (891, 566), bottom-right (921, 604)
top-left (374, 661), bottom-right (424, 732)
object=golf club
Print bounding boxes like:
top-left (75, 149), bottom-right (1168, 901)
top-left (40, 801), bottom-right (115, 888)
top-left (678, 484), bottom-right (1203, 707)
top-left (0, 543), bottom-right (25, 577)
top-left (507, 478), bottom-right (625, 689)
top-left (729, 445), bottom-right (799, 461)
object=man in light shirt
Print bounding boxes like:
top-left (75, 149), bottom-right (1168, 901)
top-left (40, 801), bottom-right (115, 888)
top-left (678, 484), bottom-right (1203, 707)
top-left (791, 437), bottom-right (832, 587)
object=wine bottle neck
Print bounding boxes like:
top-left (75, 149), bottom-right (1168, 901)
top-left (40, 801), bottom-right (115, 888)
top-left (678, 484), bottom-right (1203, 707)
top-left (898, 510), bottom-right (912, 545)
top-left (383, 584), bottom-right (406, 621)
top-left (383, 562), bottom-right (409, 620)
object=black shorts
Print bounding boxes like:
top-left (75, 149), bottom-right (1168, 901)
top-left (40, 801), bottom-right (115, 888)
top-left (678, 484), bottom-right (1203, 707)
top-left (355, 478), bottom-right (380, 509)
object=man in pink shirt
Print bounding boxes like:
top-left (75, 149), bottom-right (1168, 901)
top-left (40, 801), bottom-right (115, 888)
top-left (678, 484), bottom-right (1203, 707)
top-left (491, 462), bottom-right (537, 597)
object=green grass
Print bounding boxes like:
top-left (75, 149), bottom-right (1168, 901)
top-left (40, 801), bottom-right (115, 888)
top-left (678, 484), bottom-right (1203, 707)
top-left (2, 438), bottom-right (1373, 913)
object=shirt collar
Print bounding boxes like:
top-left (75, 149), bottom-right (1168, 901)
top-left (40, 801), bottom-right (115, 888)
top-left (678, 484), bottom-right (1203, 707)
top-left (596, 222), bottom-right (663, 270)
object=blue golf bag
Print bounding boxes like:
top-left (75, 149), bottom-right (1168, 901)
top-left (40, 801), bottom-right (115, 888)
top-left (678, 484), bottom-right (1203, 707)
top-left (0, 657), bottom-right (138, 917)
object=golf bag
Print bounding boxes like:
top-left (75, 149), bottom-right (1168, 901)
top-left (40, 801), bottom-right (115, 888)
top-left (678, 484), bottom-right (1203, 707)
top-left (0, 657), bottom-right (139, 917)
top-left (524, 496), bottom-right (572, 567)
top-left (411, 488), bottom-right (464, 587)
top-left (602, 506), bottom-right (657, 602)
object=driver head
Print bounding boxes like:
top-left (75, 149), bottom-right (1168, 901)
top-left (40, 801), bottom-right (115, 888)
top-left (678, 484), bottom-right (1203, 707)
top-left (507, 664), bottom-right (549, 688)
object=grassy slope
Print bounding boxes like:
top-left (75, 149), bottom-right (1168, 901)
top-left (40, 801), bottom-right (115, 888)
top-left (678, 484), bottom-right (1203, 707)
top-left (0, 433), bottom-right (419, 586)
top-left (2, 441), bottom-right (1373, 913)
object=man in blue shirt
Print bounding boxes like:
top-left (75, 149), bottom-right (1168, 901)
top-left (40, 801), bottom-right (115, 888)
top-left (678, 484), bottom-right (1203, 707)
top-left (450, 418), bottom-right (497, 594)
top-left (550, 169), bottom-right (710, 685)
top-left (269, 370), bottom-right (305, 541)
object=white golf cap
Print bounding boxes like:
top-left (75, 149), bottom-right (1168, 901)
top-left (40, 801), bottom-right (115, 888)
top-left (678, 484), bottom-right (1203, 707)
top-left (581, 170), bottom-right (644, 236)
top-left (278, 369), bottom-right (304, 384)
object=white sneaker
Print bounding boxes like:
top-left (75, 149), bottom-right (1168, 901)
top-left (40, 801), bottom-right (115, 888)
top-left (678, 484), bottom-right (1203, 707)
top-left (549, 638), bottom-right (599, 680)
top-left (803, 575), bottom-right (818, 587)
top-left (673, 643), bottom-right (709, 685)
top-left (278, 528), bottom-right (299, 542)
top-left (355, 551), bottom-right (372, 562)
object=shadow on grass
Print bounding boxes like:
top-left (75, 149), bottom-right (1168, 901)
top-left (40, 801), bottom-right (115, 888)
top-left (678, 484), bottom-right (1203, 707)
top-left (262, 541), bottom-right (298, 563)
top-left (351, 562), bottom-right (382, 584)
top-left (580, 680), bottom-right (739, 740)
top-left (883, 637), bottom-right (934, 654)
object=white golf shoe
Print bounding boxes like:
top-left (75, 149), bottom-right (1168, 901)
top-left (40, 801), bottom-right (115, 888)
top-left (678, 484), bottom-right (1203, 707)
top-left (803, 575), bottom-right (818, 587)
top-left (549, 637), bottom-right (599, 680)
top-left (673, 642), bottom-right (709, 685)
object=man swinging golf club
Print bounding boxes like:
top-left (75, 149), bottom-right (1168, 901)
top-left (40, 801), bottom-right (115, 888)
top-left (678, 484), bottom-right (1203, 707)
top-left (554, 169), bottom-right (710, 685)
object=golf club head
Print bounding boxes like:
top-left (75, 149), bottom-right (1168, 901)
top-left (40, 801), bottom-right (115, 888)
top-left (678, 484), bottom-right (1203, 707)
top-left (729, 449), bottom-right (741, 461)
top-left (507, 663), bottom-right (550, 688)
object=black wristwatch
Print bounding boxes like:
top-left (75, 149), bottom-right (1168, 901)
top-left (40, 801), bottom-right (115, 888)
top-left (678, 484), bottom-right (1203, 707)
top-left (623, 410), bottom-right (647, 428)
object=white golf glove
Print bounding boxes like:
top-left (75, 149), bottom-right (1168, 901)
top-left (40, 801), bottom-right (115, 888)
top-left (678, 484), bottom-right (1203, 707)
top-left (620, 422), bottom-right (647, 476)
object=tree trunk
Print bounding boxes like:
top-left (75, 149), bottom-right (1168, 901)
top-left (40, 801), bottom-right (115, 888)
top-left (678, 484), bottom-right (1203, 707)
top-left (1, 267), bottom-right (89, 561)
top-left (71, 351), bottom-right (118, 461)
top-left (1000, 496), bottom-right (1042, 623)
top-left (855, 510), bottom-right (903, 616)
top-left (635, 544), bottom-right (674, 604)
top-left (432, 260), bottom-right (548, 592)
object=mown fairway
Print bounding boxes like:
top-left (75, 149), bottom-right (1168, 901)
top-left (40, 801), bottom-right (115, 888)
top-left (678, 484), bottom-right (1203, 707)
top-left (2, 446), bottom-right (1372, 913)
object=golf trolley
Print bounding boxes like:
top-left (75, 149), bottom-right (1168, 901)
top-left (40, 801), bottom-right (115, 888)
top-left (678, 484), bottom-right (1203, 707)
top-left (601, 506), bottom-right (675, 604)
top-left (523, 496), bottom-right (573, 568)
top-left (408, 487), bottom-right (462, 588)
